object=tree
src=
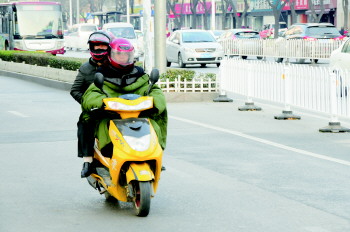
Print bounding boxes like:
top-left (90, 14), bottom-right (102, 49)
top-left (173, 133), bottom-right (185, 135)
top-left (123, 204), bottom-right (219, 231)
top-left (266, 0), bottom-right (289, 38)
top-left (220, 0), bottom-right (230, 30)
top-left (190, 0), bottom-right (200, 28)
top-left (199, 0), bottom-right (211, 30)
top-left (343, 0), bottom-right (349, 30)
top-left (166, 0), bottom-right (184, 30)
top-left (308, 0), bottom-right (325, 23)
top-left (289, 0), bottom-right (297, 25)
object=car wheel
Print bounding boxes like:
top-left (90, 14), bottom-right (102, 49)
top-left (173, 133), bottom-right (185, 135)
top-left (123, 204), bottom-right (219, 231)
top-left (257, 56), bottom-right (263, 60)
top-left (241, 56), bottom-right (247, 60)
top-left (275, 57), bottom-right (283, 63)
top-left (296, 58), bottom-right (305, 64)
top-left (166, 59), bottom-right (171, 67)
top-left (216, 63), bottom-right (220, 67)
top-left (178, 53), bottom-right (185, 68)
top-left (200, 63), bottom-right (206, 68)
top-left (312, 59), bottom-right (319, 64)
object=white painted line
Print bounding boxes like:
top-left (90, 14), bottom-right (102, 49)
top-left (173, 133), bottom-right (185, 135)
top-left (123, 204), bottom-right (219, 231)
top-left (170, 115), bottom-right (350, 167)
top-left (8, 111), bottom-right (29, 118)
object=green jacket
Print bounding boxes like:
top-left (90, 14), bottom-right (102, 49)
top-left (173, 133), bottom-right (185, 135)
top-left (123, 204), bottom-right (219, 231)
top-left (81, 73), bottom-right (168, 150)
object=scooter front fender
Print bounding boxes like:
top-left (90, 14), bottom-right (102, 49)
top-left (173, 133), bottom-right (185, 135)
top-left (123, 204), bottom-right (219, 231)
top-left (126, 162), bottom-right (154, 183)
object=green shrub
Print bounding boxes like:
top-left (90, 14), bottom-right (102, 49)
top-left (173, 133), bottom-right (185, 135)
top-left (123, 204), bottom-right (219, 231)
top-left (0, 51), bottom-right (216, 81)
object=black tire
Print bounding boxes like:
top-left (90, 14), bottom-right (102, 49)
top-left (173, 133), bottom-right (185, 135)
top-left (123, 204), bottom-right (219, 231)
top-left (166, 60), bottom-right (171, 67)
top-left (133, 181), bottom-right (151, 217)
top-left (241, 56), bottom-right (247, 60)
top-left (296, 58), bottom-right (305, 64)
top-left (216, 63), bottom-right (220, 67)
top-left (200, 63), bottom-right (206, 67)
top-left (257, 56), bottom-right (263, 60)
top-left (275, 57), bottom-right (283, 63)
top-left (312, 59), bottom-right (319, 64)
top-left (178, 53), bottom-right (185, 68)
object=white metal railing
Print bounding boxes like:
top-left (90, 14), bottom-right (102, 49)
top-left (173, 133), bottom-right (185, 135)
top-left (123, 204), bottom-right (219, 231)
top-left (219, 58), bottom-right (350, 118)
top-left (159, 77), bottom-right (218, 92)
top-left (219, 38), bottom-right (344, 60)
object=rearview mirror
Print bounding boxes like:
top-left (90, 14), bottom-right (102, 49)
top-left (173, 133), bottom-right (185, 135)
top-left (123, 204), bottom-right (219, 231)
top-left (150, 68), bottom-right (159, 85)
top-left (146, 68), bottom-right (159, 95)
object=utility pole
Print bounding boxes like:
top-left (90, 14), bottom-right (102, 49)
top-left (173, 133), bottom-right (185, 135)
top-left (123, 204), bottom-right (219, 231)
top-left (76, 0), bottom-right (79, 24)
top-left (127, 0), bottom-right (130, 24)
top-left (69, 0), bottom-right (72, 27)
top-left (143, 0), bottom-right (153, 74)
top-left (154, 0), bottom-right (166, 74)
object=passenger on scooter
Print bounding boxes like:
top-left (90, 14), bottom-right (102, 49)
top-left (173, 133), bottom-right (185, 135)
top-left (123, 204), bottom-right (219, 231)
top-left (70, 30), bottom-right (113, 178)
top-left (80, 38), bottom-right (168, 177)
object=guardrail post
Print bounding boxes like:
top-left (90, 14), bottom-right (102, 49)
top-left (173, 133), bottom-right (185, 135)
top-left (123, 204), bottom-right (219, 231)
top-left (274, 65), bottom-right (301, 120)
top-left (238, 62), bottom-right (261, 111)
top-left (319, 72), bottom-right (350, 132)
top-left (213, 59), bottom-right (233, 102)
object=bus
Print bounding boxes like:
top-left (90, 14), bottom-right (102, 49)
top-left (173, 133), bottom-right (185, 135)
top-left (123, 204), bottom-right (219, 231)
top-left (0, 1), bottom-right (64, 55)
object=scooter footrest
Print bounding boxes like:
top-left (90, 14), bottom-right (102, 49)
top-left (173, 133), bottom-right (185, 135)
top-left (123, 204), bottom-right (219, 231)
top-left (96, 167), bottom-right (112, 186)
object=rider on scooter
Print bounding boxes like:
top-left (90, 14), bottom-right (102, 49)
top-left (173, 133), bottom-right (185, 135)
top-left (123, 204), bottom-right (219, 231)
top-left (70, 30), bottom-right (113, 177)
top-left (80, 38), bottom-right (168, 177)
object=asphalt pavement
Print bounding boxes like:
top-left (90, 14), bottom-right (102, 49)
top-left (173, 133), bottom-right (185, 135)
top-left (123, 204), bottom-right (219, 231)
top-left (1, 66), bottom-right (350, 231)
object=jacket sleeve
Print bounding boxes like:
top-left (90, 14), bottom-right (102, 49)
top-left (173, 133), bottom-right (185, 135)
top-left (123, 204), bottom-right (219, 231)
top-left (70, 70), bottom-right (85, 104)
top-left (149, 84), bottom-right (167, 115)
top-left (81, 84), bottom-right (106, 112)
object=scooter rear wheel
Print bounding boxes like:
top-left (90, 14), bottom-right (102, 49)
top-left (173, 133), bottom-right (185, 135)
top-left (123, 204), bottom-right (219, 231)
top-left (133, 181), bottom-right (151, 217)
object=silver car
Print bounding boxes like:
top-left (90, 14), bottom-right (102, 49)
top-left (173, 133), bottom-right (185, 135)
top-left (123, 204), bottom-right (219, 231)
top-left (166, 29), bottom-right (224, 68)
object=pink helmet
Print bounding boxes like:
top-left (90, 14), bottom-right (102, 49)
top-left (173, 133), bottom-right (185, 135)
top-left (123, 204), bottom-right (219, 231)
top-left (88, 31), bottom-right (111, 61)
top-left (108, 38), bottom-right (135, 70)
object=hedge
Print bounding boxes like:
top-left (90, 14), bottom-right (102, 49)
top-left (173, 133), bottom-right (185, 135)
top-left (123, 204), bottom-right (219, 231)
top-left (0, 50), bottom-right (216, 81)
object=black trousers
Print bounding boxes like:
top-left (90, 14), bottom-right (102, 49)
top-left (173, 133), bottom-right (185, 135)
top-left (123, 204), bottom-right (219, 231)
top-left (77, 113), bottom-right (96, 158)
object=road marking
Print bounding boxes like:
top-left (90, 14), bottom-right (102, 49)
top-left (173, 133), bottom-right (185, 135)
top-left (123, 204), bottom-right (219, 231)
top-left (8, 111), bottom-right (29, 118)
top-left (170, 115), bottom-right (350, 167)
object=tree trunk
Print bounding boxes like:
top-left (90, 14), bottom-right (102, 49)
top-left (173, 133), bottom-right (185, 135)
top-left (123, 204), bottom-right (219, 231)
top-left (343, 0), bottom-right (349, 30)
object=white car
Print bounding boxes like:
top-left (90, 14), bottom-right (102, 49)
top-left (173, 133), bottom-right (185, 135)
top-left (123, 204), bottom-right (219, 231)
top-left (329, 37), bottom-right (350, 97)
top-left (330, 37), bottom-right (350, 71)
top-left (64, 23), bottom-right (98, 50)
top-left (102, 22), bottom-right (141, 60)
top-left (166, 29), bottom-right (224, 68)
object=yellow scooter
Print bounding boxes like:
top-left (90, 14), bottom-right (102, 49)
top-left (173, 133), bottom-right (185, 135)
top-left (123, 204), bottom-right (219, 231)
top-left (86, 69), bottom-right (163, 217)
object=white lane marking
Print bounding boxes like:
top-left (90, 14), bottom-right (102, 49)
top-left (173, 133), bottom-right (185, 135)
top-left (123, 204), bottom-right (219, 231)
top-left (170, 115), bottom-right (350, 167)
top-left (8, 111), bottom-right (29, 118)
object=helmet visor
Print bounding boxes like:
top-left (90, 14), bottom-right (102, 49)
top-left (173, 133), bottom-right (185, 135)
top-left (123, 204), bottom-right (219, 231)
top-left (110, 50), bottom-right (134, 66)
top-left (89, 33), bottom-right (110, 44)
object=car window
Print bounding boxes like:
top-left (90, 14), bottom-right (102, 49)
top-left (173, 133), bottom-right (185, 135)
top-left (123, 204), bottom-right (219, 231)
top-left (341, 40), bottom-right (350, 53)
top-left (181, 31), bottom-right (215, 43)
top-left (235, 31), bottom-right (259, 38)
top-left (80, 26), bottom-right (97, 32)
top-left (306, 27), bottom-right (340, 36)
top-left (107, 27), bottom-right (136, 39)
top-left (293, 26), bottom-right (303, 35)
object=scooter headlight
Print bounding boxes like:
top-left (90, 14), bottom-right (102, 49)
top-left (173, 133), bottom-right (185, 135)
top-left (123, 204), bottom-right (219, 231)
top-left (124, 134), bottom-right (150, 151)
top-left (107, 99), bottom-right (153, 111)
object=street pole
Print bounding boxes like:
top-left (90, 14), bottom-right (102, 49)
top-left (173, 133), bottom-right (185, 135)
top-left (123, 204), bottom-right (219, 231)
top-left (143, 0), bottom-right (153, 74)
top-left (69, 0), bottom-right (72, 27)
top-left (154, 0), bottom-right (166, 74)
top-left (211, 0), bottom-right (215, 30)
top-left (126, 0), bottom-right (130, 24)
top-left (76, 0), bottom-right (79, 24)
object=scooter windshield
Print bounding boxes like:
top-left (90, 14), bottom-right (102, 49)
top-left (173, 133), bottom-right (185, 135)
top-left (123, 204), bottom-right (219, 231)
top-left (119, 94), bottom-right (141, 100)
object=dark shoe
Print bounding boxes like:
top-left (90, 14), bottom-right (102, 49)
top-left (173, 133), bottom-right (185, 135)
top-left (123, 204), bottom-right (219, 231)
top-left (81, 162), bottom-right (93, 178)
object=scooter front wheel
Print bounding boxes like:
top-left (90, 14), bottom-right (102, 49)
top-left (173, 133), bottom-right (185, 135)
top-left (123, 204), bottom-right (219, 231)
top-left (133, 181), bottom-right (151, 217)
